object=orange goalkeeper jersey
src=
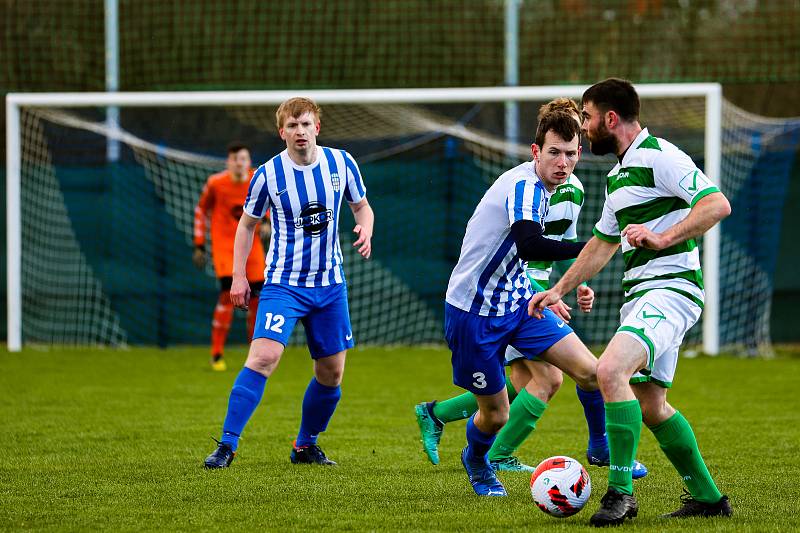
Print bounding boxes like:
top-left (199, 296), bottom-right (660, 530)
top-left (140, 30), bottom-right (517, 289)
top-left (193, 169), bottom-right (268, 280)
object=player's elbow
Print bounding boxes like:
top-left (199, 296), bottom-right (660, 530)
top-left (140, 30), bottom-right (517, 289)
top-left (715, 195), bottom-right (732, 220)
top-left (700, 192), bottom-right (731, 222)
top-left (350, 197), bottom-right (370, 215)
top-left (239, 212), bottom-right (260, 230)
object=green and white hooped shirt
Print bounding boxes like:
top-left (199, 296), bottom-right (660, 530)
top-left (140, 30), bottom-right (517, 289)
top-left (592, 128), bottom-right (720, 308)
top-left (525, 174), bottom-right (585, 284)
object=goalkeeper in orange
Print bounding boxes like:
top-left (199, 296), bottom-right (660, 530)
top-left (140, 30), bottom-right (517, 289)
top-left (193, 142), bottom-right (271, 371)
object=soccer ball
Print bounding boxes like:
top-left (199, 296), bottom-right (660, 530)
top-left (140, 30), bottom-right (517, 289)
top-left (530, 456), bottom-right (591, 518)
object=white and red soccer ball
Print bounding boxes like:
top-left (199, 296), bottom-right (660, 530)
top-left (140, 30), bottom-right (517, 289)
top-left (530, 456), bottom-right (591, 517)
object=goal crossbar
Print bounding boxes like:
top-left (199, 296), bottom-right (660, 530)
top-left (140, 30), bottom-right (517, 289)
top-left (5, 83), bottom-right (723, 353)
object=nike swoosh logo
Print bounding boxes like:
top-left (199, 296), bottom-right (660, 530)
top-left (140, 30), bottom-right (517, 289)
top-left (345, 333), bottom-right (353, 340)
top-left (276, 188), bottom-right (288, 196)
top-left (556, 321), bottom-right (565, 328)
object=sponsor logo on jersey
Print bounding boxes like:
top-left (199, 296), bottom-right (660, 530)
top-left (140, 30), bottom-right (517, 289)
top-left (638, 303), bottom-right (666, 329)
top-left (331, 172), bottom-right (341, 192)
top-left (294, 201), bottom-right (333, 235)
top-left (679, 169), bottom-right (709, 195)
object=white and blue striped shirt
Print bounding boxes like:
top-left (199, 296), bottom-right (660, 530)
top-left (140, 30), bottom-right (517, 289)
top-left (244, 147), bottom-right (366, 286)
top-left (446, 162), bottom-right (550, 316)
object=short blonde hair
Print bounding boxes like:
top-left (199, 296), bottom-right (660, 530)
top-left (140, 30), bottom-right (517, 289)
top-left (275, 97), bottom-right (322, 130)
top-left (538, 97), bottom-right (580, 121)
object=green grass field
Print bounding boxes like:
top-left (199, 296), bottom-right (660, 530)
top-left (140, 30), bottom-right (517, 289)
top-left (2, 345), bottom-right (800, 531)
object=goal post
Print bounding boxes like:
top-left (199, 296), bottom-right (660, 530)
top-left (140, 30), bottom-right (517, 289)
top-left (5, 83), bottom-right (725, 353)
top-left (6, 96), bottom-right (22, 353)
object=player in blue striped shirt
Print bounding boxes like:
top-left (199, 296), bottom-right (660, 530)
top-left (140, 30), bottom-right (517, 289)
top-left (442, 110), bottom-right (605, 497)
top-left (415, 99), bottom-right (647, 482)
top-left (204, 97), bottom-right (374, 468)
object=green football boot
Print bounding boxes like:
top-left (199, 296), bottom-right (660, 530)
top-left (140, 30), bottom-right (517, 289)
top-left (414, 401), bottom-right (444, 465)
top-left (489, 455), bottom-right (535, 473)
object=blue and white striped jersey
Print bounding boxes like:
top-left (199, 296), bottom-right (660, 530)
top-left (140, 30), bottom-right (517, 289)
top-left (446, 161), bottom-right (550, 316)
top-left (243, 147), bottom-right (367, 286)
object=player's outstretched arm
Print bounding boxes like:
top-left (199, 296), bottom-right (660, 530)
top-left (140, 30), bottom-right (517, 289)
top-left (230, 213), bottom-right (260, 308)
top-left (349, 198), bottom-right (374, 259)
top-left (511, 220), bottom-right (585, 262)
top-left (622, 192), bottom-right (731, 250)
top-left (529, 236), bottom-right (618, 318)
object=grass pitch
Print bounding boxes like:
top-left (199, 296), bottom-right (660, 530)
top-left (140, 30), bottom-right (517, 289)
top-left (2, 345), bottom-right (799, 532)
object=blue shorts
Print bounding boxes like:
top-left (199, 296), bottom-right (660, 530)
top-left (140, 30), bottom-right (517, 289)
top-left (444, 302), bottom-right (573, 395)
top-left (254, 283), bottom-right (355, 358)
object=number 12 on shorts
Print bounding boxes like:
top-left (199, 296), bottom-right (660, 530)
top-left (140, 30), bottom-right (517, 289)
top-left (263, 312), bottom-right (285, 333)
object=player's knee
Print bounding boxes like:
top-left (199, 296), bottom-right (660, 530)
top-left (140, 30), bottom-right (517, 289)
top-left (543, 370), bottom-right (564, 401)
top-left (247, 355), bottom-right (280, 376)
top-left (246, 343), bottom-right (282, 375)
top-left (596, 358), bottom-right (623, 393)
top-left (529, 367), bottom-right (563, 402)
top-left (315, 366), bottom-right (344, 387)
top-left (314, 351), bottom-right (346, 386)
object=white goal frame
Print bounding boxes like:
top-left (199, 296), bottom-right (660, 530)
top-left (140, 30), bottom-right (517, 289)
top-left (5, 83), bottom-right (722, 353)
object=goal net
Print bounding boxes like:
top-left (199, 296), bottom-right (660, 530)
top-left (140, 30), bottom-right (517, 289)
top-left (7, 86), bottom-right (800, 355)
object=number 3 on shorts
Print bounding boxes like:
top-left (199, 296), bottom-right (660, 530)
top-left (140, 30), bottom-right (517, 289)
top-left (263, 312), bottom-right (285, 333)
top-left (472, 372), bottom-right (487, 389)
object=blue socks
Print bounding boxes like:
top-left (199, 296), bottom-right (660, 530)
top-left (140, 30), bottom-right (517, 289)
top-left (220, 367), bottom-right (267, 451)
top-left (219, 371), bottom-right (341, 451)
top-left (576, 385), bottom-right (607, 451)
top-left (465, 414), bottom-right (497, 463)
top-left (295, 378), bottom-right (342, 447)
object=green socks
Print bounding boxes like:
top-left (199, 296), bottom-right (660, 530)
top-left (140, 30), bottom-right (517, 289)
top-left (649, 411), bottom-right (723, 503)
top-left (433, 376), bottom-right (517, 424)
top-left (606, 400), bottom-right (642, 496)
top-left (432, 391), bottom-right (478, 423)
top-left (488, 389), bottom-right (547, 460)
top-left (605, 403), bottom-right (722, 502)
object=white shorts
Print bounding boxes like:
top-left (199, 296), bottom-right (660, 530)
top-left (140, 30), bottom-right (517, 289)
top-left (616, 289), bottom-right (702, 388)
